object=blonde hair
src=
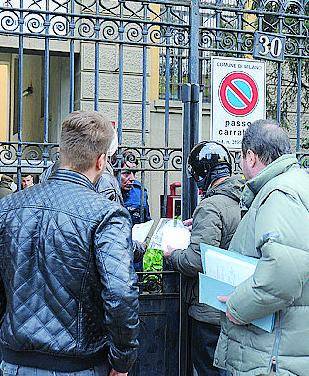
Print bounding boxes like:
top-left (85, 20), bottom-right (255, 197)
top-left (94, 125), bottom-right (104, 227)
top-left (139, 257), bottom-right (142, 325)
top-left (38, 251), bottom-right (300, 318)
top-left (60, 111), bottom-right (114, 172)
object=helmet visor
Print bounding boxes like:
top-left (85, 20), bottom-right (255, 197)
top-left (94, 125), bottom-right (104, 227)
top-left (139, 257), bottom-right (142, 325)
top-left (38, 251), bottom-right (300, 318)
top-left (187, 160), bottom-right (204, 183)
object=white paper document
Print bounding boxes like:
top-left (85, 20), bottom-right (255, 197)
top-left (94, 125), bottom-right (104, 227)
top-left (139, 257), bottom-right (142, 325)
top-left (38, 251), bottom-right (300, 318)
top-left (132, 220), bottom-right (154, 243)
top-left (204, 249), bottom-right (256, 287)
top-left (199, 244), bottom-right (275, 332)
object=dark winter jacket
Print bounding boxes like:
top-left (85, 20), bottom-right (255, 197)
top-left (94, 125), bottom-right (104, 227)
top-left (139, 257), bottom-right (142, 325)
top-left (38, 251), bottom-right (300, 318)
top-left (40, 161), bottom-right (123, 205)
top-left (123, 180), bottom-right (151, 225)
top-left (0, 169), bottom-right (139, 373)
top-left (0, 177), bottom-right (13, 199)
top-left (170, 176), bottom-right (242, 324)
top-left (40, 163), bottom-right (144, 263)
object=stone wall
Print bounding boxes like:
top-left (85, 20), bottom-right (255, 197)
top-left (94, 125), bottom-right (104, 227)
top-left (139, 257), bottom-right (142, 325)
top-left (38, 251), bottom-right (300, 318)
top-left (79, 42), bottom-right (151, 146)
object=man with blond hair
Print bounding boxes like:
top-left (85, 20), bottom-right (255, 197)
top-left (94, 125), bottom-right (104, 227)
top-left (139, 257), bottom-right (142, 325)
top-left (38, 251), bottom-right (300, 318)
top-left (0, 111), bottom-right (139, 376)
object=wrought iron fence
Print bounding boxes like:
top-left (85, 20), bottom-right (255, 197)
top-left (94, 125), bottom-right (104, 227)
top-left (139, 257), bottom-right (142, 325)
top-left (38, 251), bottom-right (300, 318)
top-left (0, 0), bottom-right (308, 375)
top-left (159, 0), bottom-right (309, 153)
top-left (0, 2), bottom-right (190, 374)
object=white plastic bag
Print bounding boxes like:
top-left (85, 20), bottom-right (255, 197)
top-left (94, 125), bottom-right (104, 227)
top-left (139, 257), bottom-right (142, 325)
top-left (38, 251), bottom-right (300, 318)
top-left (148, 219), bottom-right (191, 252)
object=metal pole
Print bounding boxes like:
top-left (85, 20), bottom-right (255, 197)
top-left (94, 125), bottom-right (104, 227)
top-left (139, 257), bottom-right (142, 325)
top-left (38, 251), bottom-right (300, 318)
top-left (69, 0), bottom-right (75, 113)
top-left (43, 0), bottom-right (51, 170)
top-left (179, 4), bottom-right (202, 375)
top-left (162, 5), bottom-right (172, 218)
top-left (17, 0), bottom-right (24, 190)
top-left (140, 3), bottom-right (148, 222)
top-left (94, 0), bottom-right (100, 111)
top-left (296, 59), bottom-right (302, 153)
top-left (276, 16), bottom-right (284, 123)
top-left (189, 0), bottom-right (200, 86)
top-left (181, 84), bottom-right (192, 221)
top-left (180, 83), bottom-right (191, 376)
top-left (188, 0), bottom-right (200, 216)
top-left (296, 14), bottom-right (304, 154)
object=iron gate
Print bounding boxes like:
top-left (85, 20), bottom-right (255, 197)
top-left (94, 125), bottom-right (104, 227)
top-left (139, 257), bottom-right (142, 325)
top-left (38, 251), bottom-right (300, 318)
top-left (0, 0), bottom-right (308, 375)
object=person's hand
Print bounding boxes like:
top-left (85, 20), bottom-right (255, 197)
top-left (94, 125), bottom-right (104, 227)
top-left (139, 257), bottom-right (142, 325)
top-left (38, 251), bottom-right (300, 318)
top-left (183, 218), bottom-right (193, 231)
top-left (109, 369), bottom-right (128, 376)
top-left (217, 295), bottom-right (242, 325)
top-left (133, 241), bottom-right (147, 263)
top-left (163, 244), bottom-right (176, 258)
top-left (141, 242), bottom-right (147, 252)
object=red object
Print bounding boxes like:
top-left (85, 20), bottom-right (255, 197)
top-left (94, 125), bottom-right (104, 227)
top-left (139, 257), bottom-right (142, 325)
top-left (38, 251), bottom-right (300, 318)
top-left (219, 72), bottom-right (258, 116)
top-left (165, 182), bottom-right (181, 218)
top-left (169, 182), bottom-right (181, 196)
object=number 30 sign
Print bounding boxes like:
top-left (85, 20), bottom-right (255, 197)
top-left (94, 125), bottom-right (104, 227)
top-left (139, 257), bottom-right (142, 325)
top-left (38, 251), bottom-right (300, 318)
top-left (253, 32), bottom-right (286, 62)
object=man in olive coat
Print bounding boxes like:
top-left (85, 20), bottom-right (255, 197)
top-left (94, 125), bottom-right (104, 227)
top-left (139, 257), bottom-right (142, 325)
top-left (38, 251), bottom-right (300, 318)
top-left (216, 120), bottom-right (309, 376)
top-left (164, 141), bottom-right (242, 376)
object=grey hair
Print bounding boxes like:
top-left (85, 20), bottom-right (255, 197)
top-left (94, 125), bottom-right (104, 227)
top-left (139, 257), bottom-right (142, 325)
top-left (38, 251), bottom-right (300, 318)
top-left (242, 119), bottom-right (291, 165)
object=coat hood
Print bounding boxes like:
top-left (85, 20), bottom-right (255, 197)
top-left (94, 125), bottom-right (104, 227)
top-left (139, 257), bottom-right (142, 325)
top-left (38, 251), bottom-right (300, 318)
top-left (205, 175), bottom-right (244, 204)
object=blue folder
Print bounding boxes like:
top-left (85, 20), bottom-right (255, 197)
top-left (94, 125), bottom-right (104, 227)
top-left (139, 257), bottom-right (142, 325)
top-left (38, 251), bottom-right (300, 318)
top-left (199, 244), bottom-right (275, 333)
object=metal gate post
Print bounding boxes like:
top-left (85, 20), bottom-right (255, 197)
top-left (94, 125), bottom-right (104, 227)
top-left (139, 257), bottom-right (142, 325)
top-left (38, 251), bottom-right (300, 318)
top-left (190, 83), bottom-right (200, 211)
top-left (182, 0), bottom-right (201, 220)
top-left (180, 2), bottom-right (201, 374)
top-left (188, 0), bottom-right (201, 215)
top-left (189, 0), bottom-right (200, 86)
top-left (180, 82), bottom-right (200, 376)
top-left (182, 83), bottom-right (192, 221)
top-left (180, 83), bottom-right (191, 376)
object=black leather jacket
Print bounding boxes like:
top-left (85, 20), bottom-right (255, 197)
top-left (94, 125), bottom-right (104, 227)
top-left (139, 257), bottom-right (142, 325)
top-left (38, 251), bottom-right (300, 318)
top-left (0, 169), bottom-right (139, 373)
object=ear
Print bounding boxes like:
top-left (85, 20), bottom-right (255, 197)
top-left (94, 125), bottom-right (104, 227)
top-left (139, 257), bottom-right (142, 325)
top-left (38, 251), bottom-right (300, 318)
top-left (246, 149), bottom-right (257, 168)
top-left (96, 153), bottom-right (107, 172)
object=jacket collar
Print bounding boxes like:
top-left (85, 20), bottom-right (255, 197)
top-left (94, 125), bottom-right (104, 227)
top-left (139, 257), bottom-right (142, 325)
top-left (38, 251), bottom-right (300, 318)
top-left (242, 154), bottom-right (298, 208)
top-left (49, 169), bottom-right (96, 191)
top-left (204, 176), bottom-right (244, 203)
top-left (0, 181), bottom-right (12, 190)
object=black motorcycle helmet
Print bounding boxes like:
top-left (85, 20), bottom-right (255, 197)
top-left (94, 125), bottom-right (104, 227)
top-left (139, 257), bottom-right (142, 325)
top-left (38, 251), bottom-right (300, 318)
top-left (187, 141), bottom-right (232, 191)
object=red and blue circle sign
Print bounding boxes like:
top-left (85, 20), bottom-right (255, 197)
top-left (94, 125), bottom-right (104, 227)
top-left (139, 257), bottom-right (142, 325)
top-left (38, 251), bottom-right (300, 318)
top-left (219, 72), bottom-right (259, 116)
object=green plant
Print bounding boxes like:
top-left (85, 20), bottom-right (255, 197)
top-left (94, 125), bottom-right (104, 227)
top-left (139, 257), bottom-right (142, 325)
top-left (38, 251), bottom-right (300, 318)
top-left (143, 248), bottom-right (163, 272)
top-left (142, 248), bottom-right (163, 291)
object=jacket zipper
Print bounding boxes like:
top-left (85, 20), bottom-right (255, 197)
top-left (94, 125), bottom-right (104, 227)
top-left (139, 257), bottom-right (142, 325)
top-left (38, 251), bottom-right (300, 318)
top-left (270, 310), bottom-right (282, 373)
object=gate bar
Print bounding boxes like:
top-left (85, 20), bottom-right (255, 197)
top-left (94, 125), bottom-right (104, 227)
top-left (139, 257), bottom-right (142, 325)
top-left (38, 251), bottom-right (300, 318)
top-left (181, 84), bottom-right (191, 223)
top-left (181, 83), bottom-right (191, 376)
top-left (162, 5), bottom-right (172, 218)
top-left (69, 0), bottom-right (75, 113)
top-left (43, 0), bottom-right (51, 169)
top-left (17, 0), bottom-right (25, 190)
top-left (140, 3), bottom-right (148, 222)
top-left (276, 16), bottom-right (284, 123)
top-left (94, 0), bottom-right (100, 111)
top-left (296, 58), bottom-right (302, 152)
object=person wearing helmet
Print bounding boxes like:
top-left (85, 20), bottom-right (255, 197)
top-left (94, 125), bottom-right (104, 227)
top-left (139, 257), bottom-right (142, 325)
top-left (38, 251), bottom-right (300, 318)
top-left (164, 141), bottom-right (243, 376)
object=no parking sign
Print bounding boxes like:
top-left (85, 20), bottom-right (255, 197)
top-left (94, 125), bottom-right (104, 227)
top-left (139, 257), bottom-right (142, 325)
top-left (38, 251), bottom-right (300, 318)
top-left (211, 57), bottom-right (266, 149)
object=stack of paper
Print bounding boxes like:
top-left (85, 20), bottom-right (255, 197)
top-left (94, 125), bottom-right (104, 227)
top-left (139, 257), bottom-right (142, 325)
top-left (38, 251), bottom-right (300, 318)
top-left (199, 244), bottom-right (275, 332)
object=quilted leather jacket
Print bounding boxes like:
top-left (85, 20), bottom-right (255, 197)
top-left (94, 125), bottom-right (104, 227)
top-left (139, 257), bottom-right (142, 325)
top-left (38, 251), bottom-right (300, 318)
top-left (0, 169), bottom-right (139, 373)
